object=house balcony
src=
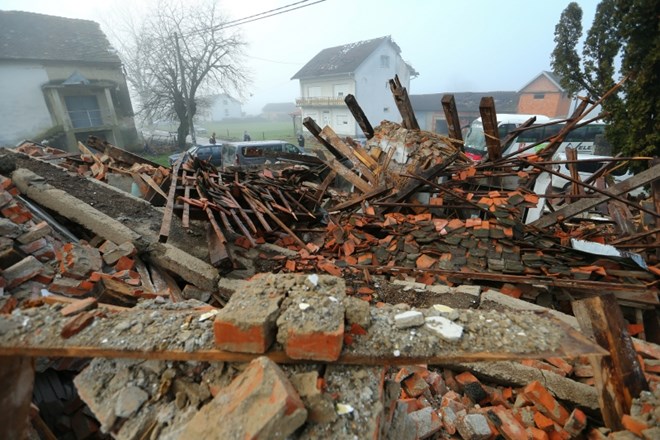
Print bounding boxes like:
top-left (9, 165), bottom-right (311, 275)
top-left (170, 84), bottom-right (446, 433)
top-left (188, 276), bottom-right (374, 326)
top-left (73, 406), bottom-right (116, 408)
top-left (296, 97), bottom-right (346, 107)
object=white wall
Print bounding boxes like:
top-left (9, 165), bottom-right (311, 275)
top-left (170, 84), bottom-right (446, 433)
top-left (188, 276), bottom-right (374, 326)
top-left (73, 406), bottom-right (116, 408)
top-left (354, 41), bottom-right (404, 128)
top-left (208, 96), bottom-right (242, 121)
top-left (0, 63), bottom-right (53, 145)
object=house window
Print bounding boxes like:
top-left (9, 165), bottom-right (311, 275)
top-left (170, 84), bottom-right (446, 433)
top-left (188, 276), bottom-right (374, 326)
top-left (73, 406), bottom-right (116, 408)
top-left (334, 83), bottom-right (349, 98)
top-left (65, 95), bottom-right (103, 128)
top-left (380, 55), bottom-right (390, 68)
top-left (533, 93), bottom-right (545, 99)
top-left (224, 109), bottom-right (229, 116)
top-left (223, 99), bottom-right (228, 105)
top-left (383, 107), bottom-right (390, 112)
top-left (336, 114), bottom-right (349, 126)
top-left (308, 86), bottom-right (322, 98)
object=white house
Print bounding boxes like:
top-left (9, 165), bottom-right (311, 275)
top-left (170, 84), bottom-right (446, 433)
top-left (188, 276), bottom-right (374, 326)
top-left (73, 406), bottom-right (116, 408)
top-left (202, 93), bottom-right (243, 121)
top-left (0, 11), bottom-right (139, 151)
top-left (291, 36), bottom-right (417, 137)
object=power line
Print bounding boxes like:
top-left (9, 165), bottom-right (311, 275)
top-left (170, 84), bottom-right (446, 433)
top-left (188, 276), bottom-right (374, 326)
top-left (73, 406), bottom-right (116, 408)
top-left (180, 0), bottom-right (327, 38)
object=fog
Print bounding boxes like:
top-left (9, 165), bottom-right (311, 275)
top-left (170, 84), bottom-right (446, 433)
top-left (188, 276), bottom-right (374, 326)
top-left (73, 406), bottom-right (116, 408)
top-left (2, 0), bottom-right (600, 115)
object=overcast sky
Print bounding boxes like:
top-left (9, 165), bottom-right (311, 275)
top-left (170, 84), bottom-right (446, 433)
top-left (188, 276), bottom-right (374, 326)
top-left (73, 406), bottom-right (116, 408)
top-left (3, 0), bottom-right (600, 115)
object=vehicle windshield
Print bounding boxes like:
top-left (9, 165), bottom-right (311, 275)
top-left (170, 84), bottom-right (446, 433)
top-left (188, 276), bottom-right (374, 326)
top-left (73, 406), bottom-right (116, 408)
top-left (464, 121), bottom-right (487, 157)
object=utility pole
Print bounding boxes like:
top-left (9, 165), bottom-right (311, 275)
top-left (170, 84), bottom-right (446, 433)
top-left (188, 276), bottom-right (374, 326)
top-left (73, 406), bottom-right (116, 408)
top-left (173, 32), bottom-right (196, 145)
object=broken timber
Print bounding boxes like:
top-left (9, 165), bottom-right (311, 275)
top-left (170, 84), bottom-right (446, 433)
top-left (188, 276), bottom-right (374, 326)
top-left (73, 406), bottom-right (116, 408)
top-left (530, 162), bottom-right (660, 229)
top-left (389, 74), bottom-right (419, 130)
top-left (572, 294), bottom-right (649, 430)
top-left (344, 94), bottom-right (374, 139)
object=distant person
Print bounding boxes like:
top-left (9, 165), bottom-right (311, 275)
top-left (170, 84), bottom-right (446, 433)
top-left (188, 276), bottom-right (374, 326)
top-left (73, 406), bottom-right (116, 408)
top-left (297, 133), bottom-right (305, 148)
top-left (209, 132), bottom-right (216, 144)
top-left (243, 130), bottom-right (251, 141)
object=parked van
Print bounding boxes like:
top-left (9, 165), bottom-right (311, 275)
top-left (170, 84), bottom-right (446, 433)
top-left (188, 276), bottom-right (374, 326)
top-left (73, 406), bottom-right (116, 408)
top-left (463, 114), bottom-right (552, 161)
top-left (169, 143), bottom-right (223, 167)
top-left (221, 140), bottom-right (306, 168)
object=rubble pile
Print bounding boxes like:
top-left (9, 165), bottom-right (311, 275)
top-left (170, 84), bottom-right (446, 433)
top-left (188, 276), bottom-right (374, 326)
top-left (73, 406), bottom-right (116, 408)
top-left (0, 79), bottom-right (659, 439)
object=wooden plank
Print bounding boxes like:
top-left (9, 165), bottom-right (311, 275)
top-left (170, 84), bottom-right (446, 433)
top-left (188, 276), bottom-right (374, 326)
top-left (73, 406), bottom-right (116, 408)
top-left (653, 158), bottom-right (660, 259)
top-left (530, 162), bottom-right (660, 229)
top-left (207, 223), bottom-right (229, 267)
top-left (181, 171), bottom-right (191, 229)
top-left (441, 94), bottom-right (463, 143)
top-left (158, 157), bottom-right (183, 243)
top-left (319, 126), bottom-right (377, 185)
top-left (303, 117), bottom-right (346, 161)
top-left (322, 156), bottom-right (373, 193)
top-left (389, 75), bottom-right (419, 130)
top-left (479, 97), bottom-right (501, 161)
top-left (87, 135), bottom-right (162, 168)
top-left (0, 357), bottom-right (34, 440)
top-left (344, 94), bottom-right (375, 139)
top-left (140, 173), bottom-right (168, 199)
top-left (565, 147), bottom-right (584, 197)
top-left (346, 265), bottom-right (657, 301)
top-left (0, 310), bottom-right (606, 364)
top-left (572, 295), bottom-right (648, 430)
top-left (315, 170), bottom-right (337, 203)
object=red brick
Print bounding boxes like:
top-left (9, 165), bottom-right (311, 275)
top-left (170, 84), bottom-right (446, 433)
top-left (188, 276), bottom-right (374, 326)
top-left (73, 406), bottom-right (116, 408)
top-left (398, 398), bottom-right (421, 413)
top-left (283, 324), bottom-right (344, 361)
top-left (455, 371), bottom-right (488, 404)
top-left (18, 238), bottom-right (48, 254)
top-left (563, 408), bottom-right (587, 436)
top-left (4, 255), bottom-right (43, 289)
top-left (179, 356), bottom-right (306, 439)
top-left (48, 278), bottom-right (90, 296)
top-left (402, 372), bottom-right (430, 398)
top-left (548, 424), bottom-right (571, 440)
top-left (409, 407), bottom-right (442, 439)
top-left (527, 426), bottom-right (549, 440)
top-left (61, 297), bottom-right (98, 317)
top-left (534, 410), bottom-right (555, 431)
top-left (16, 221), bottom-right (51, 244)
top-left (544, 357), bottom-right (574, 376)
top-left (522, 381), bottom-right (569, 425)
top-left (213, 287), bottom-right (283, 354)
top-left (440, 406), bottom-right (458, 435)
top-left (114, 256), bottom-right (135, 272)
top-left (61, 311), bottom-right (96, 338)
top-left (621, 414), bottom-right (649, 437)
top-left (425, 371), bottom-right (447, 396)
top-left (488, 406), bottom-right (528, 440)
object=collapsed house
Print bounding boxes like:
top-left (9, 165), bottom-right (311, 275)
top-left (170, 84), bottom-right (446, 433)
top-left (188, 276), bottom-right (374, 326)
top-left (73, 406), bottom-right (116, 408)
top-left (0, 77), bottom-right (659, 440)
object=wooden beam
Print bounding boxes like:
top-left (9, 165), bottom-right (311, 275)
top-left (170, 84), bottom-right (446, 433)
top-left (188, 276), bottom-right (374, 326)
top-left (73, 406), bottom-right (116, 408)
top-left (158, 157), bottom-right (183, 243)
top-left (322, 156), bottom-right (373, 193)
top-left (389, 75), bottom-right (419, 130)
top-left (529, 162), bottom-right (660, 229)
top-left (653, 158), bottom-right (660, 259)
top-left (87, 135), bottom-right (161, 168)
top-left (0, 357), bottom-right (34, 440)
top-left (565, 147), bottom-right (584, 197)
top-left (572, 295), bottom-right (648, 430)
top-left (441, 94), bottom-right (463, 143)
top-left (478, 97), bottom-right (501, 161)
top-left (319, 125), bottom-right (377, 185)
top-left (303, 117), bottom-right (346, 161)
top-left (344, 94), bottom-right (374, 139)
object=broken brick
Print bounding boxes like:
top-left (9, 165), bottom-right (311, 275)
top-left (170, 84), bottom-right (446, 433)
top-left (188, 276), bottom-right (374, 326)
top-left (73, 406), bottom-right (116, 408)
top-left (488, 405), bottom-right (528, 440)
top-left (179, 356), bottom-right (307, 439)
top-left (621, 414), bottom-right (649, 437)
top-left (214, 285), bottom-right (284, 354)
top-left (522, 380), bottom-right (569, 425)
top-left (61, 311), bottom-right (96, 338)
top-left (401, 372), bottom-right (430, 398)
top-left (4, 255), bottom-right (43, 289)
top-left (408, 407), bottom-right (442, 439)
top-left (60, 297), bottom-right (98, 317)
top-left (563, 408), bottom-right (587, 437)
top-left (456, 413), bottom-right (492, 440)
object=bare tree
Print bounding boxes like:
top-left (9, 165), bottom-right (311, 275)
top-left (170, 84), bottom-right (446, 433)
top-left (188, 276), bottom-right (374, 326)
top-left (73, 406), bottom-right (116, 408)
top-left (111, 0), bottom-right (249, 150)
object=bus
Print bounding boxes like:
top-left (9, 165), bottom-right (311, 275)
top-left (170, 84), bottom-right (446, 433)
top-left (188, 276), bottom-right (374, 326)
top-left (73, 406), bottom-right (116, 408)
top-left (463, 114), bottom-right (607, 161)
